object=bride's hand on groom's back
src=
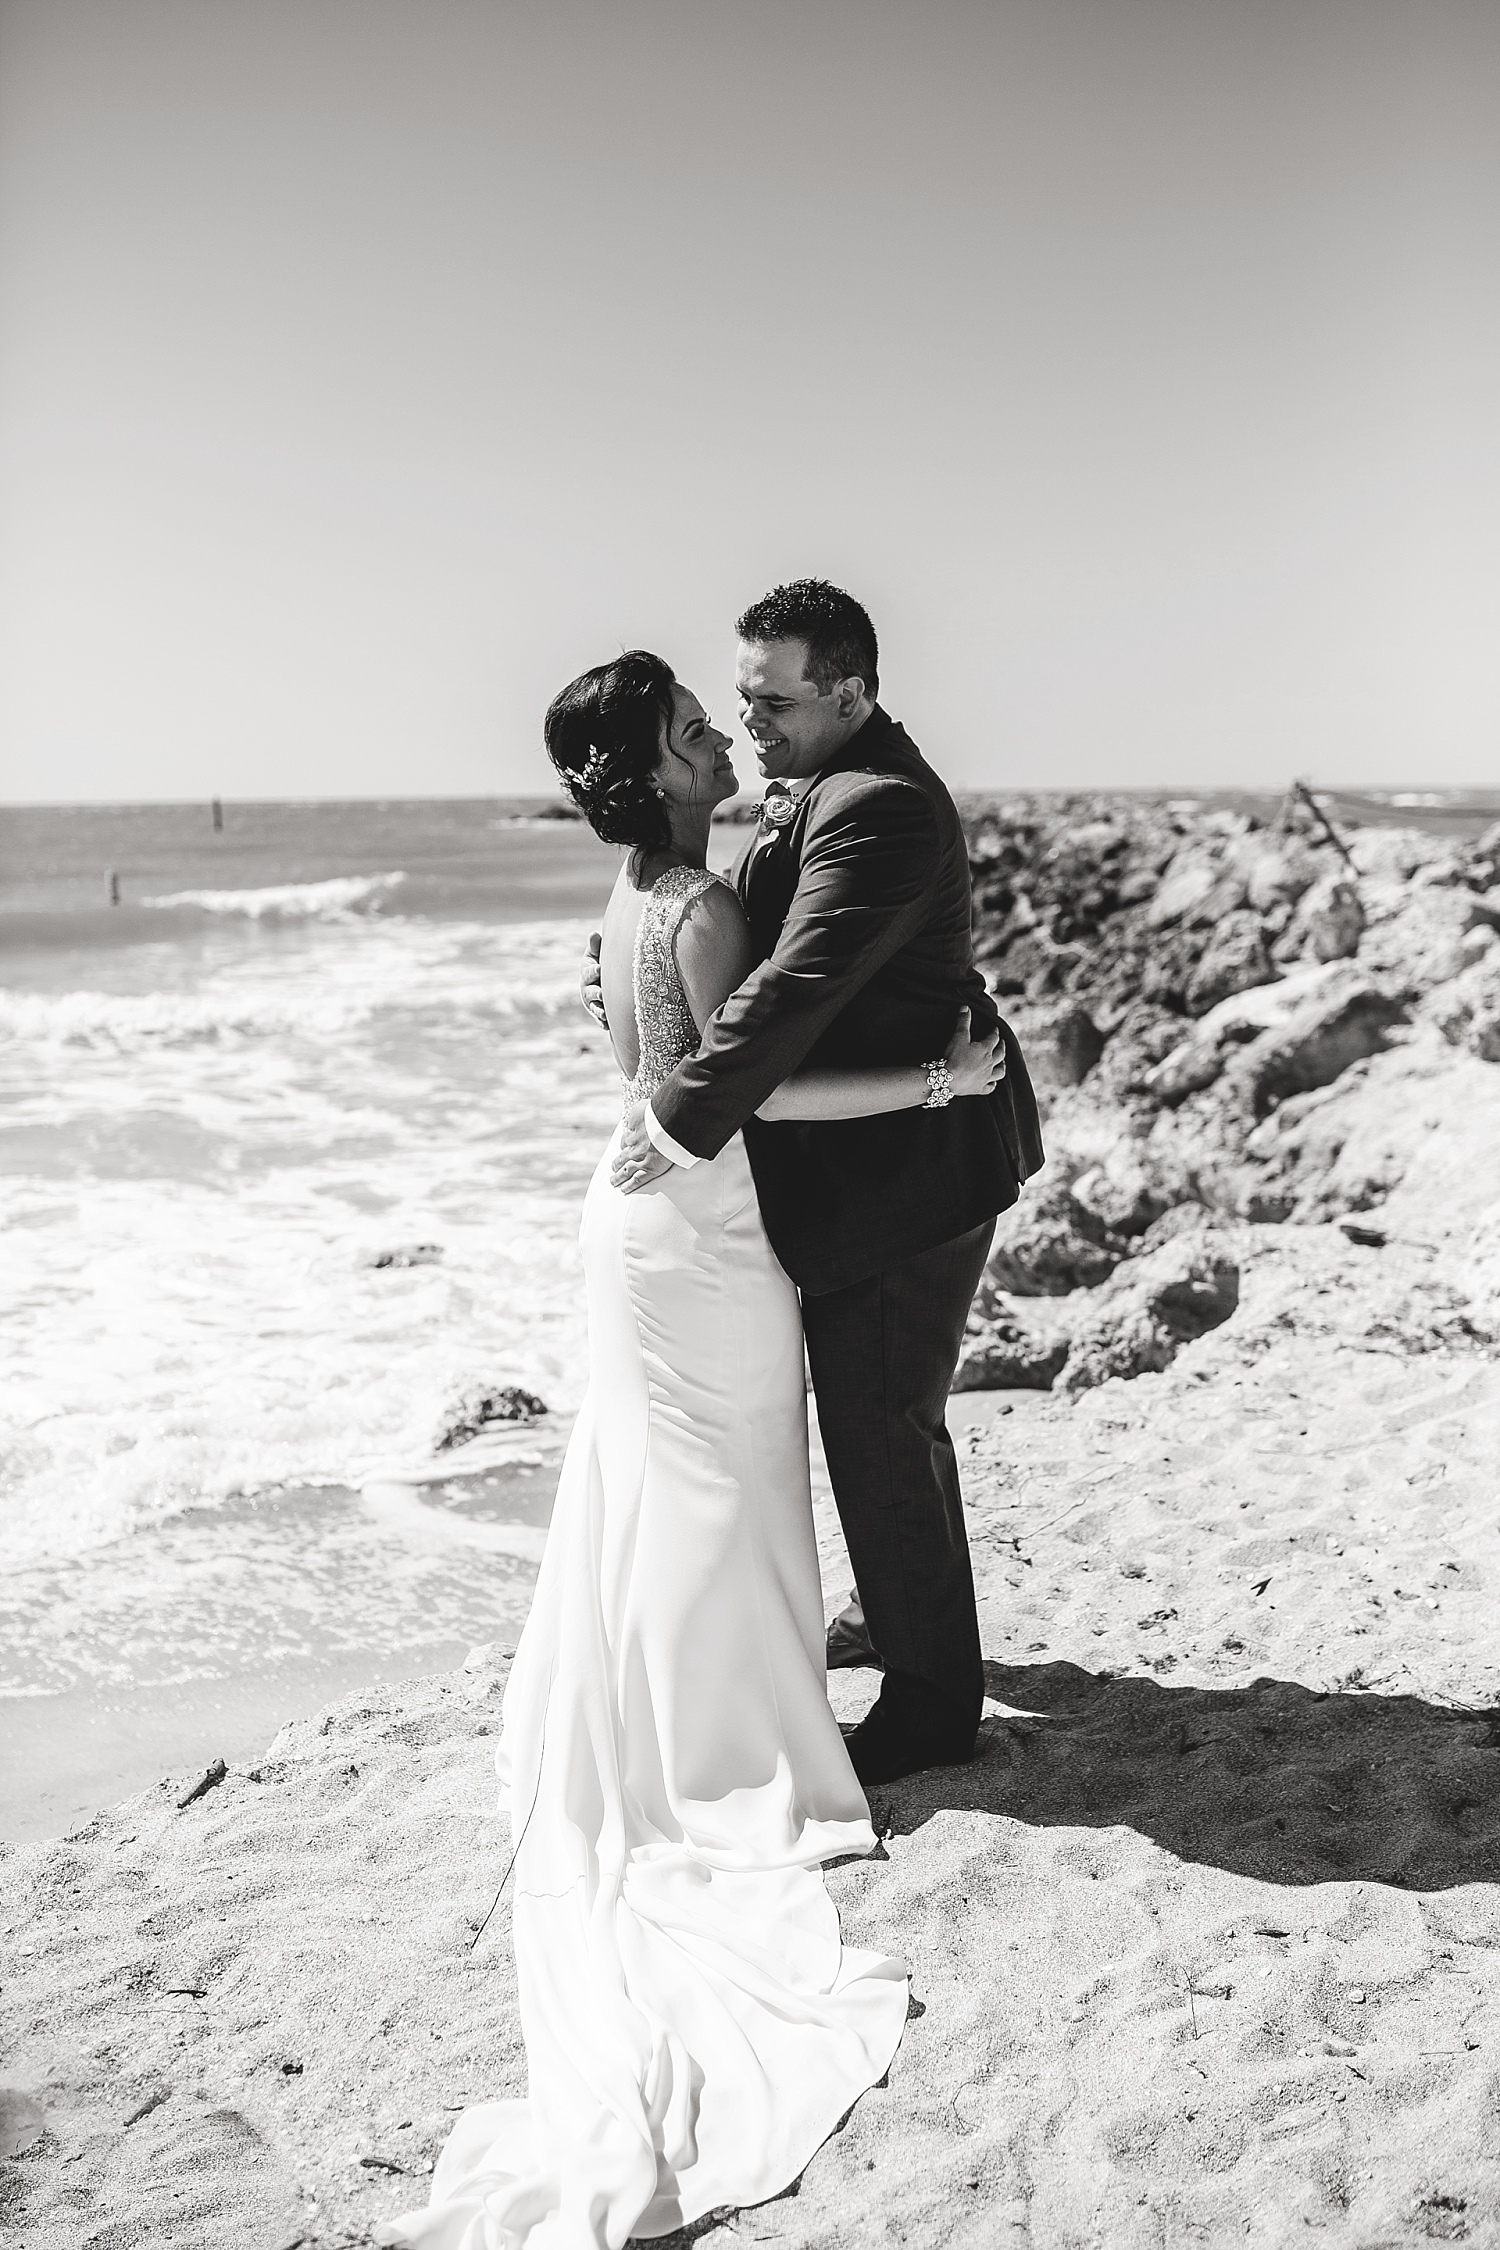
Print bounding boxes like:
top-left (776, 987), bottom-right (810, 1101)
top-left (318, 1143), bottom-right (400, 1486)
top-left (945, 1006), bottom-right (1007, 1098)
top-left (581, 932), bottom-right (608, 1030)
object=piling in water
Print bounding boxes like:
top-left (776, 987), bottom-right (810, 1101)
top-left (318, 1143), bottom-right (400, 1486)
top-left (211, 798), bottom-right (223, 832)
top-left (105, 868), bottom-right (120, 906)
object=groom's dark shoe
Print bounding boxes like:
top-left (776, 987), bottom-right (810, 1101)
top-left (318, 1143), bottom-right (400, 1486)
top-left (845, 1670), bottom-right (977, 1788)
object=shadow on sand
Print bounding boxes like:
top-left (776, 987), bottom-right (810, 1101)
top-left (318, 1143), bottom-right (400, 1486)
top-left (859, 1659), bottom-right (1500, 1893)
top-left (642, 1663), bottom-right (1498, 2243)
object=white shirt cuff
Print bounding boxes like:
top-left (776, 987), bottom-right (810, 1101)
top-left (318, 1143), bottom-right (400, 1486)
top-left (644, 1103), bottom-right (699, 1168)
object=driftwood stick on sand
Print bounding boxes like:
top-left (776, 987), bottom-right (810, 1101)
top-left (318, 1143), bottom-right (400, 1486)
top-left (176, 1757), bottom-right (227, 1810)
top-left (122, 2088), bottom-right (170, 2128)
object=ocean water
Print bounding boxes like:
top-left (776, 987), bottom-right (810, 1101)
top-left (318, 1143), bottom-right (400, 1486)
top-left (1, 802), bottom-right (639, 1565)
top-left (0, 800), bottom-right (678, 1824)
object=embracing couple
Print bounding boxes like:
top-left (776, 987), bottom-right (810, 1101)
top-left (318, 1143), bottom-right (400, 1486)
top-left (381, 580), bottom-right (1042, 2249)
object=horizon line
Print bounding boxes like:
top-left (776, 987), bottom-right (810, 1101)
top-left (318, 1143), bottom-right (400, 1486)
top-left (6, 784), bottom-right (1499, 815)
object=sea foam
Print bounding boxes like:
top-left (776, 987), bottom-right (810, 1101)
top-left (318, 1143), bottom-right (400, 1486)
top-left (143, 870), bottom-right (406, 919)
top-left (0, 914), bottom-right (621, 1571)
top-left (0, 916), bottom-right (581, 1050)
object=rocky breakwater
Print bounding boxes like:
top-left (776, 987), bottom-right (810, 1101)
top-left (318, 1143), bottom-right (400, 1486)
top-left (957, 792), bottom-right (1500, 1393)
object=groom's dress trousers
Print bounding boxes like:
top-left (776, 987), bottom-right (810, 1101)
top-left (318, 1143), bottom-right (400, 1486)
top-left (648, 706), bottom-right (1044, 1736)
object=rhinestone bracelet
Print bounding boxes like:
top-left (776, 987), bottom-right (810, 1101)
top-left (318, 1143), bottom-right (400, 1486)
top-left (922, 1057), bottom-right (955, 1110)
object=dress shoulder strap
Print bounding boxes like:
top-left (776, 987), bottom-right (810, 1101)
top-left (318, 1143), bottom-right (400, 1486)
top-left (648, 862), bottom-right (723, 923)
top-left (638, 864), bottom-right (725, 956)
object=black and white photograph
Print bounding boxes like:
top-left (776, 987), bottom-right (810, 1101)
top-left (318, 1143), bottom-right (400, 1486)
top-left (2, 3), bottom-right (1499, 2244)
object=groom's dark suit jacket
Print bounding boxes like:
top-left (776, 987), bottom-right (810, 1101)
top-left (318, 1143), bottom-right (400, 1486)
top-left (649, 705), bottom-right (1045, 1294)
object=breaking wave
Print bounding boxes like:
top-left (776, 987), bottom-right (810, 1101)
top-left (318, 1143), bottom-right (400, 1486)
top-left (0, 917), bottom-right (591, 1050)
top-left (143, 871), bottom-right (406, 919)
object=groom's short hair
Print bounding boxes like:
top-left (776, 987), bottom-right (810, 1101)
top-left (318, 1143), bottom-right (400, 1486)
top-left (736, 579), bottom-right (880, 698)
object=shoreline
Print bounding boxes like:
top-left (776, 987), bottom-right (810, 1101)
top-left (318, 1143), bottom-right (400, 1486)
top-left (1, 1633), bottom-right (491, 1853)
top-left (0, 1396), bottom-right (1011, 1851)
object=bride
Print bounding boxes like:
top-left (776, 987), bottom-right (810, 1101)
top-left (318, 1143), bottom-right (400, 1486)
top-left (380, 650), bottom-right (1004, 2250)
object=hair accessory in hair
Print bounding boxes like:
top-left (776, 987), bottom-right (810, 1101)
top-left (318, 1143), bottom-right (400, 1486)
top-left (576, 745), bottom-right (608, 796)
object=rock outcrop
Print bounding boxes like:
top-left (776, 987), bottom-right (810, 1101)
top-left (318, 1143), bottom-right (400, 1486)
top-left (950, 1301), bottom-right (1070, 1392)
top-left (1425, 949), bottom-right (1500, 1064)
top-left (955, 1221), bottom-right (1241, 1397)
top-left (434, 1384), bottom-right (549, 1451)
top-left (1055, 1231), bottom-right (1241, 1395)
top-left (1144, 962), bottom-right (1405, 1117)
top-left (982, 1179), bottom-right (1127, 1296)
top-left (956, 788), bottom-right (1500, 1397)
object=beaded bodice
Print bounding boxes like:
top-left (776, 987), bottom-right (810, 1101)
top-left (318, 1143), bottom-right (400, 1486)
top-left (623, 864), bottom-right (727, 1108)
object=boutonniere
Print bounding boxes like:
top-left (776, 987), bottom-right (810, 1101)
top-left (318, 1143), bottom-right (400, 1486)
top-left (755, 787), bottom-right (798, 837)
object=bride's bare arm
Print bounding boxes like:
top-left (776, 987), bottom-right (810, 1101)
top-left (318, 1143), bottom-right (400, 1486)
top-left (757, 1007), bottom-right (1004, 1119)
top-left (674, 884), bottom-right (763, 1031)
top-left (674, 890), bottom-right (1004, 1123)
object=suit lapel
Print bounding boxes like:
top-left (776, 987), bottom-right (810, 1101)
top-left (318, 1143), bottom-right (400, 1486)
top-left (737, 710), bottom-right (910, 948)
top-left (739, 810), bottom-right (803, 954)
top-left (730, 830), bottom-right (756, 902)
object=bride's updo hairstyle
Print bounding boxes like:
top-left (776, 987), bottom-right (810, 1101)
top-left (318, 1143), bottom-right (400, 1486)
top-left (545, 650), bottom-right (677, 854)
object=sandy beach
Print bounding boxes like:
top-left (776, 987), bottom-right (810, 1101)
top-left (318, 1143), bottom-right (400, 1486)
top-left (4, 794), bottom-right (1500, 2246)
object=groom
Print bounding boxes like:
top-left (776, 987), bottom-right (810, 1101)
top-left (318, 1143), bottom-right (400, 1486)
top-left (602, 580), bottom-right (1042, 1784)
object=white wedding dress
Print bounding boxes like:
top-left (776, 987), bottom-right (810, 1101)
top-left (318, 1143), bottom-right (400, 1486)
top-left (379, 866), bottom-right (907, 2250)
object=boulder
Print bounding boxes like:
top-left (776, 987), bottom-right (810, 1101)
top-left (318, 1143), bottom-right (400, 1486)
top-left (985, 883), bottom-right (1037, 935)
top-left (980, 1179), bottom-right (1127, 1297)
top-left (1067, 1153), bottom-right (1165, 1237)
top-left (1147, 850), bottom-right (1248, 930)
top-left (1130, 1201), bottom-right (1225, 1252)
top-left (1037, 824), bottom-right (1132, 943)
top-left (435, 1384), bottom-right (549, 1450)
top-left (1087, 1000), bottom-right (1192, 1100)
top-left (1355, 874), bottom-right (1500, 995)
top-left (982, 926), bottom-right (1082, 998)
top-left (1144, 962), bottom-right (1404, 1115)
top-left (1001, 1001), bottom-right (1106, 1090)
top-left (1056, 1234), bottom-right (1241, 1395)
top-left (1143, 973), bottom-right (1318, 1105)
top-left (1239, 838), bottom-right (1321, 915)
top-left (952, 1300), bottom-right (1069, 1392)
top-left (1234, 1059), bottom-right (1400, 1226)
top-left (1139, 928), bottom-right (1213, 1012)
top-left (1425, 953), bottom-right (1500, 1064)
top-left (1272, 871), bottom-right (1364, 965)
top-left (1303, 874), bottom-right (1365, 962)
top-left (1234, 973), bottom-right (1405, 1119)
top-left (1185, 909), bottom-right (1279, 1015)
top-left (1347, 825), bottom-right (1457, 882)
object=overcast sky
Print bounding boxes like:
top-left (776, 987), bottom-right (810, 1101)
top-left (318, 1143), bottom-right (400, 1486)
top-left (1, 0), bottom-right (1495, 803)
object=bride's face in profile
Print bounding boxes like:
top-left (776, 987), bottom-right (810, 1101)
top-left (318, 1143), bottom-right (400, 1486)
top-left (652, 685), bottom-right (739, 813)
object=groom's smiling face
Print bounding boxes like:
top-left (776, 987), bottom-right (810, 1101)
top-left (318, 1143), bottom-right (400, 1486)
top-left (735, 637), bottom-right (866, 785)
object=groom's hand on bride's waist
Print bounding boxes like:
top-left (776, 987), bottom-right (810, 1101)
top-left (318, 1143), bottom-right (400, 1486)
top-left (612, 1103), bottom-right (675, 1195)
top-left (580, 932), bottom-right (608, 1030)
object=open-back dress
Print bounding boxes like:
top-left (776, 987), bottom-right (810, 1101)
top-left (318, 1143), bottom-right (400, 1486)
top-left (379, 864), bottom-right (907, 2250)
